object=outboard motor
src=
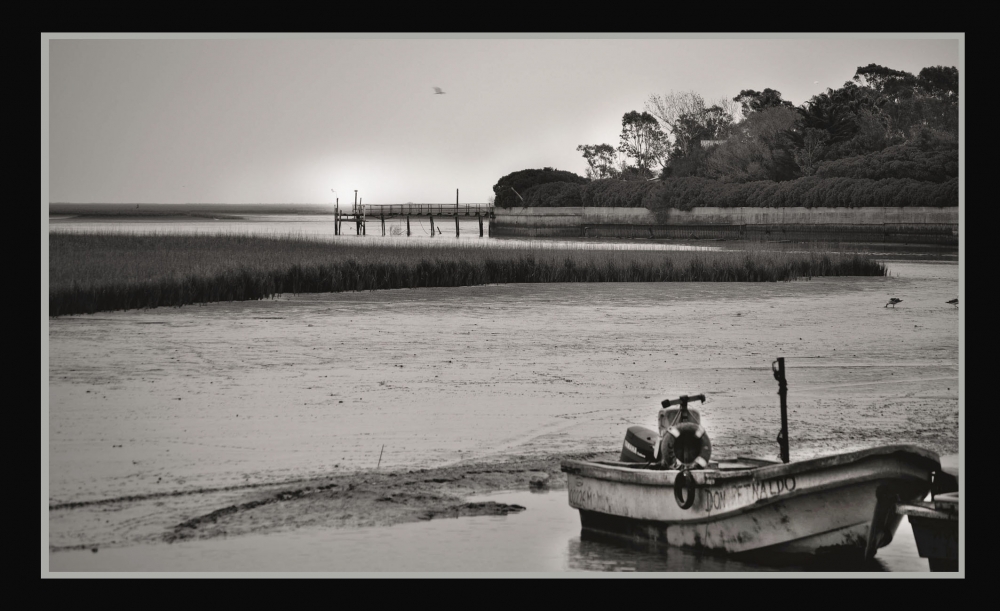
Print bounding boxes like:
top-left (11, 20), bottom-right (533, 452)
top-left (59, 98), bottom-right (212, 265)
top-left (620, 426), bottom-right (658, 463)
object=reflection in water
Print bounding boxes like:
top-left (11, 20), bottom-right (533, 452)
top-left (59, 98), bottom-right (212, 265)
top-left (48, 216), bottom-right (719, 252)
top-left (510, 490), bottom-right (923, 573)
top-left (568, 530), bottom-right (897, 572)
top-left (49, 489), bottom-right (927, 573)
top-left (569, 530), bottom-right (775, 572)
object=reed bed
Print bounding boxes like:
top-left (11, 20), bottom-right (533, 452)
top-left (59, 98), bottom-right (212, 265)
top-left (49, 232), bottom-right (887, 316)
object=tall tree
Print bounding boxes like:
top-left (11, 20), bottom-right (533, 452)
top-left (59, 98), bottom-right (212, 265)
top-left (712, 96), bottom-right (745, 128)
top-left (576, 144), bottom-right (620, 180)
top-left (704, 106), bottom-right (801, 182)
top-left (645, 91), bottom-right (705, 158)
top-left (618, 111), bottom-right (667, 176)
top-left (798, 89), bottom-right (860, 144)
top-left (671, 104), bottom-right (735, 157)
top-left (733, 88), bottom-right (794, 115)
top-left (852, 63), bottom-right (917, 98)
top-left (790, 128), bottom-right (829, 176)
top-left (917, 66), bottom-right (958, 98)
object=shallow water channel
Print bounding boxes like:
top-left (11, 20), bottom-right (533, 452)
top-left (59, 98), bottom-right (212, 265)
top-left (47, 213), bottom-right (959, 259)
top-left (48, 214), bottom-right (722, 252)
top-left (48, 489), bottom-right (929, 573)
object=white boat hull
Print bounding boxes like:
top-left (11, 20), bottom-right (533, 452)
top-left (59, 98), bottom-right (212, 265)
top-left (562, 445), bottom-right (938, 558)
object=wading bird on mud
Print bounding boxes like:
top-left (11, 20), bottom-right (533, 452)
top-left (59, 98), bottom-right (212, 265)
top-left (886, 298), bottom-right (902, 308)
top-left (947, 299), bottom-right (958, 307)
top-left (433, 87), bottom-right (445, 94)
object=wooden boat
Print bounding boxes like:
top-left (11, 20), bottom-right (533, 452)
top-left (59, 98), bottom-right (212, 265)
top-left (560, 358), bottom-right (953, 562)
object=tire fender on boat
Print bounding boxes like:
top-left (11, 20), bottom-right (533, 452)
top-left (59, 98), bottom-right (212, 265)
top-left (674, 468), bottom-right (697, 510)
top-left (661, 422), bottom-right (713, 470)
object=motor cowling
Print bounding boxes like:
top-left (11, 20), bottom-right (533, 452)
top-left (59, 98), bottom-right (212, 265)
top-left (620, 426), bottom-right (658, 463)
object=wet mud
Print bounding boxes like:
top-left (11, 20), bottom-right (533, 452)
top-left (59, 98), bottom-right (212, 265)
top-left (48, 260), bottom-right (959, 554)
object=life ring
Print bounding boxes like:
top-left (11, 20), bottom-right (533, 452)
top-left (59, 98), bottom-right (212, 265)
top-left (674, 468), bottom-right (697, 509)
top-left (661, 422), bottom-right (712, 469)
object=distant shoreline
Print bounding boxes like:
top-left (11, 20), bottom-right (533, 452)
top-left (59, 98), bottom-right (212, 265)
top-left (48, 203), bottom-right (491, 217)
top-left (48, 203), bottom-right (337, 217)
top-left (49, 213), bottom-right (251, 221)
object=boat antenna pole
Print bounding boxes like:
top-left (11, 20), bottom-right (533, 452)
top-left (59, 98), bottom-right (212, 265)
top-left (772, 357), bottom-right (790, 464)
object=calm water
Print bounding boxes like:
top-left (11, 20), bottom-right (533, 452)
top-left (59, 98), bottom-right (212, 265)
top-left (48, 489), bottom-right (930, 573)
top-left (48, 213), bottom-right (958, 258)
top-left (47, 214), bottom-right (719, 252)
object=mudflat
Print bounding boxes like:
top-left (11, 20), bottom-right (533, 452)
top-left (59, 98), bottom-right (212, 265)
top-left (47, 260), bottom-right (959, 551)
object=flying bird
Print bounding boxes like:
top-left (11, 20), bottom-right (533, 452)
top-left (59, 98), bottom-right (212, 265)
top-left (885, 298), bottom-right (902, 308)
top-left (433, 87), bottom-right (446, 95)
top-left (947, 298), bottom-right (958, 307)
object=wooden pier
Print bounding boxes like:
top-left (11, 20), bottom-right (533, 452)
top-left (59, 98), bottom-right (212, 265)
top-left (345, 203), bottom-right (494, 218)
top-left (332, 189), bottom-right (495, 237)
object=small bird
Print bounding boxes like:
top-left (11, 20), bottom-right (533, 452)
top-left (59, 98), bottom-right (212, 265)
top-left (885, 298), bottom-right (902, 308)
top-left (433, 87), bottom-right (445, 95)
top-left (947, 298), bottom-right (958, 307)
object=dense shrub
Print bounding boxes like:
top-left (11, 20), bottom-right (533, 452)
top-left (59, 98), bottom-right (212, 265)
top-left (503, 174), bottom-right (956, 211)
top-left (580, 179), bottom-right (663, 207)
top-left (521, 182), bottom-right (585, 207)
top-left (654, 176), bottom-right (958, 211)
top-left (492, 168), bottom-right (588, 207)
top-left (814, 143), bottom-right (958, 183)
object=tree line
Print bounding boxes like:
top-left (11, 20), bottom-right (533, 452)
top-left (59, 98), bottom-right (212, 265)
top-left (493, 64), bottom-right (958, 209)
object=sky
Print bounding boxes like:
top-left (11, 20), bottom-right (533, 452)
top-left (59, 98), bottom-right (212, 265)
top-left (46, 35), bottom-right (961, 205)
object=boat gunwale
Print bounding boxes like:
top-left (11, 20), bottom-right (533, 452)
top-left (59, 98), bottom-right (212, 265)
top-left (561, 444), bottom-right (940, 486)
top-left (896, 502), bottom-right (958, 521)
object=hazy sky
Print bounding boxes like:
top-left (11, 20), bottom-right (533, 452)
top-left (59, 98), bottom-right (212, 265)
top-left (46, 35), bottom-right (960, 205)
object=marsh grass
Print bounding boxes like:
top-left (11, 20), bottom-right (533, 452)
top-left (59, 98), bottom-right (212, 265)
top-left (49, 232), bottom-right (887, 316)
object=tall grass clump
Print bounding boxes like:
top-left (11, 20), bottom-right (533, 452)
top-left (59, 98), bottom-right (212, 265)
top-left (49, 232), bottom-right (887, 316)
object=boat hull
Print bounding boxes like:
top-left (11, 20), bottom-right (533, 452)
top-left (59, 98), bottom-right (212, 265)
top-left (562, 445), bottom-right (938, 558)
top-left (896, 492), bottom-right (959, 571)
